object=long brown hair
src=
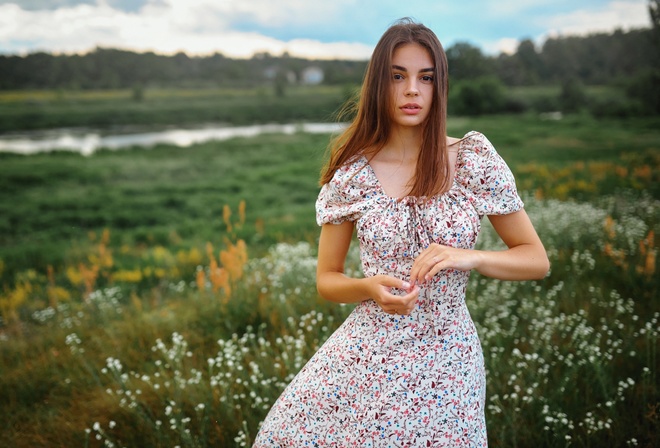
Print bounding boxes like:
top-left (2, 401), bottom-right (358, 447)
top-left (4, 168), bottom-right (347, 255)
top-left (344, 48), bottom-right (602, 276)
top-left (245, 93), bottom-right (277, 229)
top-left (319, 18), bottom-right (450, 197)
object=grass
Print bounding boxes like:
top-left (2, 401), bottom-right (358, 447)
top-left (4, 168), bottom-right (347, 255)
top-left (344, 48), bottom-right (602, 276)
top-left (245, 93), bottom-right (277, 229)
top-left (0, 83), bottom-right (632, 133)
top-left (0, 131), bottom-right (330, 282)
top-left (0, 85), bottom-right (352, 132)
top-left (0, 113), bottom-right (659, 447)
top-left (2, 113), bottom-right (656, 282)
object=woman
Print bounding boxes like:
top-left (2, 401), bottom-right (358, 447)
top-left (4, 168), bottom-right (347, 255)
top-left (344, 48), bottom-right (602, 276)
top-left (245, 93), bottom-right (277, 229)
top-left (254, 18), bottom-right (549, 447)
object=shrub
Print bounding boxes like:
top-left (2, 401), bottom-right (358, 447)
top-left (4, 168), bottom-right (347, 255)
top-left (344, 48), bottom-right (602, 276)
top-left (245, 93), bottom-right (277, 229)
top-left (589, 96), bottom-right (643, 118)
top-left (449, 76), bottom-right (507, 115)
top-left (559, 78), bottom-right (588, 113)
top-left (626, 69), bottom-right (660, 115)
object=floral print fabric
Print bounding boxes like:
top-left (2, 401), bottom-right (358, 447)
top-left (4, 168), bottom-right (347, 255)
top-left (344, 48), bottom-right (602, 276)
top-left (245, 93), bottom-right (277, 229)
top-left (253, 131), bottom-right (524, 447)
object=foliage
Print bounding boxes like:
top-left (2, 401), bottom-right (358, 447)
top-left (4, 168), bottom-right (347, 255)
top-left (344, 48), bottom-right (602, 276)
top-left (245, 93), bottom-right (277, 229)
top-left (650, 0), bottom-right (660, 59)
top-left (0, 28), bottom-right (656, 105)
top-left (449, 76), bottom-right (507, 116)
top-left (446, 42), bottom-right (493, 80)
top-left (0, 48), bottom-right (367, 90)
top-left (0, 115), bottom-right (658, 447)
top-left (496, 28), bottom-right (655, 86)
top-left (0, 85), bottom-right (349, 132)
top-left (517, 154), bottom-right (659, 201)
top-left (559, 78), bottom-right (588, 113)
top-left (627, 69), bottom-right (660, 115)
top-left (0, 194), bottom-right (657, 447)
top-left (1, 114), bottom-right (658, 287)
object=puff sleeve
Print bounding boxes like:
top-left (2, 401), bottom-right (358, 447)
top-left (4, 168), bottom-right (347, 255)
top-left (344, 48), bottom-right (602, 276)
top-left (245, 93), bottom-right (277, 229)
top-left (456, 131), bottom-right (524, 217)
top-left (315, 160), bottom-right (373, 225)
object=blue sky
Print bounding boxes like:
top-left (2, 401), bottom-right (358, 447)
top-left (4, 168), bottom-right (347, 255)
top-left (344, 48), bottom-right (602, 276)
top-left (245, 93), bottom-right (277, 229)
top-left (0, 0), bottom-right (651, 59)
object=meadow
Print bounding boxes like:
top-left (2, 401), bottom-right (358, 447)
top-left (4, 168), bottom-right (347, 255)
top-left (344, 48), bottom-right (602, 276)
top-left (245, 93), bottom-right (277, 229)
top-left (0, 83), bottom-right (629, 134)
top-left (0, 113), bottom-right (658, 447)
top-left (0, 86), bottom-right (352, 133)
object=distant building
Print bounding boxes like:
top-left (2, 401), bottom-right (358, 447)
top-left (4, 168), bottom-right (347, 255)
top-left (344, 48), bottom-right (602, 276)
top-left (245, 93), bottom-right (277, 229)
top-left (263, 66), bottom-right (278, 80)
top-left (264, 66), bottom-right (297, 84)
top-left (301, 66), bottom-right (324, 85)
top-left (286, 70), bottom-right (297, 84)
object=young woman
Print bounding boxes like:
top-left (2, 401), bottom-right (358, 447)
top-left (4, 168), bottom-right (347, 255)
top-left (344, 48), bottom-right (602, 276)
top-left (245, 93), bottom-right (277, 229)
top-left (254, 18), bottom-right (549, 447)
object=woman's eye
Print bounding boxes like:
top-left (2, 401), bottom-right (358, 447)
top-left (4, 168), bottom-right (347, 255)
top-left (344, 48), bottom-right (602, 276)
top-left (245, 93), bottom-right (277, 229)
top-left (421, 75), bottom-right (434, 83)
top-left (393, 73), bottom-right (404, 80)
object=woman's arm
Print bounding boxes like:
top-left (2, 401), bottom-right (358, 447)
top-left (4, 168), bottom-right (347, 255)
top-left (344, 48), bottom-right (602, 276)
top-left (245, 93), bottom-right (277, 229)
top-left (480, 209), bottom-right (550, 279)
top-left (316, 221), bottom-right (419, 314)
top-left (409, 209), bottom-right (550, 284)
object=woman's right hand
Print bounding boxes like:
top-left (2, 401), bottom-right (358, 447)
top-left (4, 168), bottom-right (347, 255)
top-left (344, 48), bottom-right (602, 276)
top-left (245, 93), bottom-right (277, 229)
top-left (365, 275), bottom-right (419, 315)
top-left (317, 222), bottom-right (419, 313)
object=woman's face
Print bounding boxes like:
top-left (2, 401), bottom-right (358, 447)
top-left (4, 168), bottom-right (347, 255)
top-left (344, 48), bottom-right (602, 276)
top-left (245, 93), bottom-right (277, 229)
top-left (389, 43), bottom-right (435, 130)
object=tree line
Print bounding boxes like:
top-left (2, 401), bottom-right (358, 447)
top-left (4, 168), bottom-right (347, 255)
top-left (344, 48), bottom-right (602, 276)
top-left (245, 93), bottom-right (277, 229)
top-left (0, 16), bottom-right (658, 117)
top-left (0, 27), bottom-right (654, 90)
top-left (0, 50), bottom-right (368, 90)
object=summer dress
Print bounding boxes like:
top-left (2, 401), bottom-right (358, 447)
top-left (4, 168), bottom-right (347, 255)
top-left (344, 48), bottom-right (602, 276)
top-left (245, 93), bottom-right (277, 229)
top-left (253, 131), bottom-right (524, 447)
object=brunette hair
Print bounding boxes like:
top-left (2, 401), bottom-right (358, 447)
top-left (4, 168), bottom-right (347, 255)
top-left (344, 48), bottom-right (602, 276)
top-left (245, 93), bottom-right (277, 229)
top-left (320, 18), bottom-right (450, 197)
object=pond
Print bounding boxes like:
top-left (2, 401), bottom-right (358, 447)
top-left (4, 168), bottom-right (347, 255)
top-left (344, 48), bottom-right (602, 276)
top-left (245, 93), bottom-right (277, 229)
top-left (0, 122), bottom-right (347, 156)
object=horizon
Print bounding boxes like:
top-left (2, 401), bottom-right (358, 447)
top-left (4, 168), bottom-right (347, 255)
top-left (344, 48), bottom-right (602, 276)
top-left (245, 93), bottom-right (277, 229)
top-left (0, 24), bottom-right (652, 61)
top-left (0, 0), bottom-right (652, 60)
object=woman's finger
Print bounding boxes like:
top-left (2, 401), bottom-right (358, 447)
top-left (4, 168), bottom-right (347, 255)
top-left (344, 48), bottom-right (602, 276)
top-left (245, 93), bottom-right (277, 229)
top-left (381, 284), bottom-right (419, 315)
top-left (409, 244), bottom-right (446, 283)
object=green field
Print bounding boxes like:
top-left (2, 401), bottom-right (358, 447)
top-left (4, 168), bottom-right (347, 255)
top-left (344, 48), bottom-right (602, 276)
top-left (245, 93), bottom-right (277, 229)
top-left (0, 113), bottom-right (659, 447)
top-left (0, 85), bottom-right (353, 132)
top-left (0, 83), bottom-right (631, 133)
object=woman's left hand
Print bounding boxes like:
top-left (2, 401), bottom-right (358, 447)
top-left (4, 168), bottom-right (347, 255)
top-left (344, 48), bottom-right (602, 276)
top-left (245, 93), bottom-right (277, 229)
top-left (409, 243), bottom-right (480, 286)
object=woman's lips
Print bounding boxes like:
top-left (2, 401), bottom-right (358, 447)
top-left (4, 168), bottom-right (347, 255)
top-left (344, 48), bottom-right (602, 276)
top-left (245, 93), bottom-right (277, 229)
top-left (401, 103), bottom-right (421, 115)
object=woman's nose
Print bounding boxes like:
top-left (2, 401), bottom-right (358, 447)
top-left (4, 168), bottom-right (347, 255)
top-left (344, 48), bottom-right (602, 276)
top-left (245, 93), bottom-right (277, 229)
top-left (405, 80), bottom-right (419, 96)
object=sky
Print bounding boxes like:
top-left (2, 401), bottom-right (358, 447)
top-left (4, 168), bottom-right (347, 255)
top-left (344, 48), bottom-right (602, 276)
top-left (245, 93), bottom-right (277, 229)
top-left (0, 0), bottom-right (652, 59)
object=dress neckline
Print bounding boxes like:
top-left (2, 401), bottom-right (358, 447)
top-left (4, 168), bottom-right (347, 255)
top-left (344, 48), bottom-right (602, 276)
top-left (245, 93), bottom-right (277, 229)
top-left (360, 135), bottom-right (467, 202)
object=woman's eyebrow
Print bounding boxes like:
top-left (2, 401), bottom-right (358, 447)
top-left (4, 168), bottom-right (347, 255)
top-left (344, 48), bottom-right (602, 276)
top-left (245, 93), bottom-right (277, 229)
top-left (392, 64), bottom-right (435, 73)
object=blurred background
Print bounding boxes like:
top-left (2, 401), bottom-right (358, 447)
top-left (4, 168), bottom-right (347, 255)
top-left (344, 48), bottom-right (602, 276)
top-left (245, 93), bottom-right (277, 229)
top-left (0, 0), bottom-right (658, 135)
top-left (0, 1), bottom-right (658, 447)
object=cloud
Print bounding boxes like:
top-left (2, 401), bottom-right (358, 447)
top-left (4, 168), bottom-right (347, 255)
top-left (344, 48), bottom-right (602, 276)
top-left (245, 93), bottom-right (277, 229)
top-left (482, 0), bottom-right (558, 16)
top-left (540, 0), bottom-right (650, 38)
top-left (481, 38), bottom-right (522, 55)
top-left (0, 0), bottom-right (652, 59)
top-left (0, 0), bottom-right (373, 59)
top-left (0, 0), bottom-right (148, 12)
top-left (474, 0), bottom-right (651, 55)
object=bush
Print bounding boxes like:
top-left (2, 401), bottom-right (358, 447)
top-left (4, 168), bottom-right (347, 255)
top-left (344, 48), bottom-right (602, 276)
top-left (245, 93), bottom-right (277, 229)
top-left (501, 96), bottom-right (528, 114)
top-left (589, 96), bottom-right (643, 119)
top-left (449, 76), bottom-right (507, 115)
top-left (529, 94), bottom-right (560, 113)
top-left (559, 78), bottom-right (588, 113)
top-left (626, 69), bottom-right (660, 115)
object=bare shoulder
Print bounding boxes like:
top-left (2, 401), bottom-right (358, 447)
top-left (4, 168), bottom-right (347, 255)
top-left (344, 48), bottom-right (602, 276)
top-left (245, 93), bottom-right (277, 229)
top-left (446, 136), bottom-right (462, 148)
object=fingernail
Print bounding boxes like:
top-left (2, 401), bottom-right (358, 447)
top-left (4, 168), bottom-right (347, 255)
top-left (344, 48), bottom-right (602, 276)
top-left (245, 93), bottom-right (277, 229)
top-left (402, 281), bottom-right (411, 289)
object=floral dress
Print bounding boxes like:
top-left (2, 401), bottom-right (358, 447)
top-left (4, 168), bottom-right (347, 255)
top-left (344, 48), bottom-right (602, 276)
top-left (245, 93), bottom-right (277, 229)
top-left (253, 131), bottom-right (524, 447)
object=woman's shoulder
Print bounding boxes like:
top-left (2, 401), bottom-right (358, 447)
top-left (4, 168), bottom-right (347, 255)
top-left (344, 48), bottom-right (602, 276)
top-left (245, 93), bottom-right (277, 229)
top-left (330, 155), bottom-right (369, 182)
top-left (316, 154), bottom-right (376, 224)
top-left (323, 154), bottom-right (377, 197)
top-left (454, 131), bottom-right (492, 151)
top-left (452, 131), bottom-right (523, 214)
top-left (447, 135), bottom-right (463, 147)
top-left (452, 131), bottom-right (505, 164)
top-left (453, 131), bottom-right (508, 179)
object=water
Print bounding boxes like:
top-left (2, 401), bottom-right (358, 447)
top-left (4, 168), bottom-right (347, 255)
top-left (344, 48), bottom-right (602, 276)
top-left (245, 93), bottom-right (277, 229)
top-left (0, 122), bottom-right (346, 156)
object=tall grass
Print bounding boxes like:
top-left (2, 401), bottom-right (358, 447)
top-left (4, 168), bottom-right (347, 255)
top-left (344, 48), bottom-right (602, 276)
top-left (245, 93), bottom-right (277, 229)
top-left (0, 115), bottom-right (658, 447)
top-left (1, 194), bottom-right (656, 447)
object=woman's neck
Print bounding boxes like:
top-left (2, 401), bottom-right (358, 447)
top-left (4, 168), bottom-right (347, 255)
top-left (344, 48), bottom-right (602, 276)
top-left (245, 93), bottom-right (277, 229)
top-left (380, 126), bottom-right (423, 161)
